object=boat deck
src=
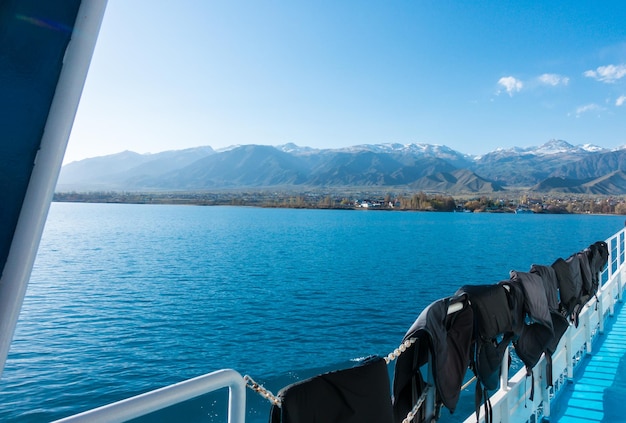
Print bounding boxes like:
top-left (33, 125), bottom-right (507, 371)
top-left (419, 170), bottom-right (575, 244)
top-left (551, 299), bottom-right (626, 423)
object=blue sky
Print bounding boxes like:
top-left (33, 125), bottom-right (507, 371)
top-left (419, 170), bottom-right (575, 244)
top-left (65, 0), bottom-right (626, 163)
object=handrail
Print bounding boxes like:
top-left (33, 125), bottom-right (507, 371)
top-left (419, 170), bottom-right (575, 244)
top-left (52, 369), bottom-right (246, 423)
top-left (461, 228), bottom-right (626, 423)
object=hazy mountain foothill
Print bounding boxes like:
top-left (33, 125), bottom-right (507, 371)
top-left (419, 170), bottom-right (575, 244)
top-left (57, 139), bottom-right (626, 195)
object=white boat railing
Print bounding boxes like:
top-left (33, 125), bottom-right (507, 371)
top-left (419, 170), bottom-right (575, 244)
top-left (52, 369), bottom-right (246, 423)
top-left (460, 227), bottom-right (626, 423)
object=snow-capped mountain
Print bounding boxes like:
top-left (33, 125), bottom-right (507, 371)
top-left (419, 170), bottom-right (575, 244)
top-left (57, 139), bottom-right (626, 194)
top-left (276, 143), bottom-right (319, 154)
top-left (529, 139), bottom-right (607, 156)
top-left (338, 142), bottom-right (470, 158)
top-left (487, 139), bottom-right (607, 158)
top-left (325, 142), bottom-right (475, 169)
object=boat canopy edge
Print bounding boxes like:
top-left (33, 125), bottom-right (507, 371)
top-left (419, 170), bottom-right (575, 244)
top-left (0, 0), bottom-right (108, 376)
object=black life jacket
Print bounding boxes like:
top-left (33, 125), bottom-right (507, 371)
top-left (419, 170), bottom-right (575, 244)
top-left (392, 296), bottom-right (473, 422)
top-left (585, 240), bottom-right (609, 299)
top-left (270, 356), bottom-right (393, 423)
top-left (392, 336), bottom-right (427, 423)
top-left (552, 257), bottom-right (583, 326)
top-left (528, 264), bottom-right (570, 386)
top-left (568, 251), bottom-right (593, 305)
top-left (456, 284), bottom-right (515, 423)
top-left (546, 311), bottom-right (569, 356)
top-left (508, 270), bottom-right (554, 369)
top-left (590, 241), bottom-right (609, 274)
top-left (529, 264), bottom-right (559, 313)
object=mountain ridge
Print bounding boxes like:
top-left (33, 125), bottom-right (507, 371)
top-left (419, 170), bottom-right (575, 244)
top-left (57, 140), bottom-right (626, 194)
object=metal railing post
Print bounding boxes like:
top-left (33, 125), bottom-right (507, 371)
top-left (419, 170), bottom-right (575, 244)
top-left (565, 326), bottom-right (574, 379)
top-left (425, 352), bottom-right (436, 420)
top-left (542, 359), bottom-right (551, 419)
top-left (599, 292), bottom-right (605, 334)
top-left (616, 234), bottom-right (626, 302)
top-left (499, 345), bottom-right (509, 391)
top-left (584, 309), bottom-right (592, 354)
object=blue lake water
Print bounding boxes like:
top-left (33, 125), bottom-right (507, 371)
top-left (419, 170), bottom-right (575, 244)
top-left (0, 203), bottom-right (623, 422)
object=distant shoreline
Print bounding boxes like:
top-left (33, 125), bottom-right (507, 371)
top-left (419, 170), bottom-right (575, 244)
top-left (52, 191), bottom-right (626, 215)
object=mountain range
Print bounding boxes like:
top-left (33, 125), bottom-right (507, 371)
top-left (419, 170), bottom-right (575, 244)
top-left (56, 139), bottom-right (626, 195)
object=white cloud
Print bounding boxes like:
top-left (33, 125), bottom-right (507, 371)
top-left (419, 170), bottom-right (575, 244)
top-left (497, 76), bottom-right (523, 96)
top-left (583, 64), bottom-right (626, 83)
top-left (617, 95), bottom-right (626, 106)
top-left (574, 103), bottom-right (602, 117)
top-left (538, 73), bottom-right (570, 86)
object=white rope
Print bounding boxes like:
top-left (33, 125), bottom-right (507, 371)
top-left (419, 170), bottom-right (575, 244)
top-left (385, 338), bottom-right (416, 364)
top-left (402, 388), bottom-right (428, 423)
top-left (461, 375), bottom-right (477, 391)
top-left (244, 375), bottom-right (281, 406)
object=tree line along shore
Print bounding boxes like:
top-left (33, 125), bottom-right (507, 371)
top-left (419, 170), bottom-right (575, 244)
top-left (52, 191), bottom-right (626, 215)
